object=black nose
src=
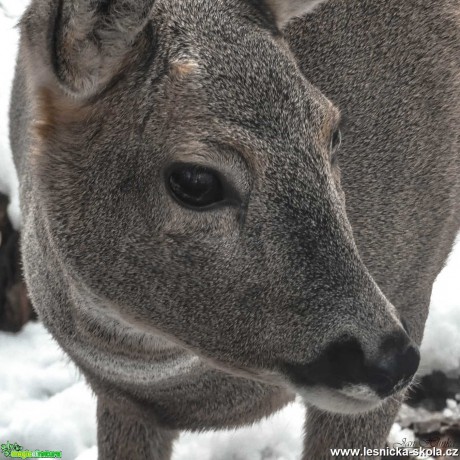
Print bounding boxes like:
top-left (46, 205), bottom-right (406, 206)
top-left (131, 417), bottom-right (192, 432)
top-left (366, 337), bottom-right (420, 397)
top-left (283, 332), bottom-right (420, 398)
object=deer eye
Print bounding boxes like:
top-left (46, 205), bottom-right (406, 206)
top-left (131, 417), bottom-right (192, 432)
top-left (168, 164), bottom-right (224, 209)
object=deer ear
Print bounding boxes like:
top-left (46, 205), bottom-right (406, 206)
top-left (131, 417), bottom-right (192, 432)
top-left (264, 0), bottom-right (326, 28)
top-left (20, 0), bottom-right (155, 98)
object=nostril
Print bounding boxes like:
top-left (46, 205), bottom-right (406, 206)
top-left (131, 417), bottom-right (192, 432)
top-left (367, 343), bottom-right (420, 397)
top-left (403, 344), bottom-right (421, 378)
top-left (367, 368), bottom-right (398, 397)
top-left (281, 337), bottom-right (366, 389)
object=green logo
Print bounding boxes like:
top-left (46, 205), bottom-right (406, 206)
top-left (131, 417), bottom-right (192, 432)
top-left (1, 443), bottom-right (22, 458)
top-left (1, 442), bottom-right (62, 459)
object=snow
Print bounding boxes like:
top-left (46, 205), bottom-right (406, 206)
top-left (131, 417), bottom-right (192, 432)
top-left (0, 323), bottom-right (97, 459)
top-left (0, 0), bottom-right (26, 228)
top-left (420, 237), bottom-right (460, 375)
top-left (0, 2), bottom-right (459, 459)
top-left (172, 403), bottom-right (304, 460)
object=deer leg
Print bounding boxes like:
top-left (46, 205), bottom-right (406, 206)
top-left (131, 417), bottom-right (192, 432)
top-left (302, 397), bottom-right (402, 460)
top-left (97, 393), bottom-right (178, 460)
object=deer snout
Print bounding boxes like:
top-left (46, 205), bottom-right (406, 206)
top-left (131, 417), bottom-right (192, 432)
top-left (283, 330), bottom-right (420, 405)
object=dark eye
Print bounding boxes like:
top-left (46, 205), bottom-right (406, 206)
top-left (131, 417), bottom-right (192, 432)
top-left (330, 128), bottom-right (342, 165)
top-left (168, 164), bottom-right (224, 209)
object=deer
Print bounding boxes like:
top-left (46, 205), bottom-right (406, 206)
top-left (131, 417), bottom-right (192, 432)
top-left (9, 0), bottom-right (460, 458)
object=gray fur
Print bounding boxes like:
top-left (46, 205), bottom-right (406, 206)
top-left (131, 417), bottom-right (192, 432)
top-left (9, 0), bottom-right (460, 458)
top-left (265, 0), bottom-right (326, 28)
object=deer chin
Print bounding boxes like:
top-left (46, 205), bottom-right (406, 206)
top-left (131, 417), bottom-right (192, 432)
top-left (296, 384), bottom-right (384, 415)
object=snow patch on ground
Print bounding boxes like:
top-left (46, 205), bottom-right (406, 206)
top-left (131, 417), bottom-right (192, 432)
top-left (172, 402), bottom-right (305, 460)
top-left (0, 323), bottom-right (97, 459)
top-left (420, 237), bottom-right (460, 376)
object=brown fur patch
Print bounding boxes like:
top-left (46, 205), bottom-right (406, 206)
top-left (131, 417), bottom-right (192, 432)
top-left (170, 60), bottom-right (199, 78)
top-left (33, 88), bottom-right (59, 143)
top-left (32, 87), bottom-right (90, 153)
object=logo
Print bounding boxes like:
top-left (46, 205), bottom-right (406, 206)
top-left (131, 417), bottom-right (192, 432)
top-left (1, 442), bottom-right (62, 459)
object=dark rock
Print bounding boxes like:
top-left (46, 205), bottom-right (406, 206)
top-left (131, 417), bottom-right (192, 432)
top-left (406, 371), bottom-right (460, 411)
top-left (0, 192), bottom-right (36, 332)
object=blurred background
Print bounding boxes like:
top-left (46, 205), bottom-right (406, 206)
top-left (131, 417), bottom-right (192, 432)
top-left (0, 1), bottom-right (458, 459)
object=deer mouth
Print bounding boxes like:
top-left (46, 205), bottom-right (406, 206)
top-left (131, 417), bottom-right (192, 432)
top-left (295, 384), bottom-right (385, 415)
